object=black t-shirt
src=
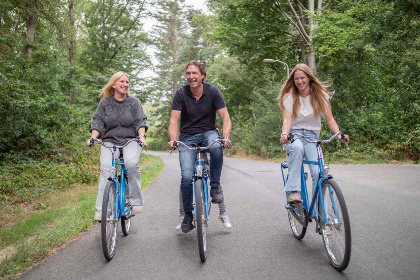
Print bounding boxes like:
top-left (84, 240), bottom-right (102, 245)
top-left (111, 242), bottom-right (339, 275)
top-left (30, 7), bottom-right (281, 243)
top-left (172, 82), bottom-right (226, 140)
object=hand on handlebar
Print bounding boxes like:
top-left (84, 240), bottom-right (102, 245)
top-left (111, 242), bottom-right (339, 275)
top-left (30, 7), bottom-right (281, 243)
top-left (168, 140), bottom-right (177, 150)
top-left (86, 138), bottom-right (94, 147)
top-left (338, 131), bottom-right (349, 144)
top-left (222, 137), bottom-right (232, 148)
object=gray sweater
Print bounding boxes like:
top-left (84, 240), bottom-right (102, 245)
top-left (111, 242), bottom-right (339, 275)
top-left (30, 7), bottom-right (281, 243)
top-left (90, 95), bottom-right (148, 145)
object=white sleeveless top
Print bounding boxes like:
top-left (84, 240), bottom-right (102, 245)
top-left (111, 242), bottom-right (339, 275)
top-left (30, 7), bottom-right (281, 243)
top-left (282, 92), bottom-right (329, 136)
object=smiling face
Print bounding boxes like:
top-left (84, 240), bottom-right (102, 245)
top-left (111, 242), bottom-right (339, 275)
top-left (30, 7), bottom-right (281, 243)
top-left (293, 70), bottom-right (310, 95)
top-left (113, 75), bottom-right (129, 95)
top-left (185, 65), bottom-right (205, 89)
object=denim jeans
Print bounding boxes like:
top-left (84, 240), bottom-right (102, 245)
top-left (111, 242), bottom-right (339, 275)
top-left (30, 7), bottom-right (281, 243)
top-left (179, 130), bottom-right (223, 212)
top-left (283, 129), bottom-right (320, 192)
top-left (95, 141), bottom-right (143, 213)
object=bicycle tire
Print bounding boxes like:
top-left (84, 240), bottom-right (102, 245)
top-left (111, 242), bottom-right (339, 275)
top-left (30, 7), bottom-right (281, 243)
top-left (319, 179), bottom-right (351, 271)
top-left (287, 202), bottom-right (307, 240)
top-left (195, 179), bottom-right (207, 262)
top-left (101, 181), bottom-right (118, 261)
top-left (121, 176), bottom-right (131, 236)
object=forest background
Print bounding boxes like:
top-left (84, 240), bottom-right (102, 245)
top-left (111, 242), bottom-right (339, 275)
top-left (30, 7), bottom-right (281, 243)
top-left (1, 0), bottom-right (419, 206)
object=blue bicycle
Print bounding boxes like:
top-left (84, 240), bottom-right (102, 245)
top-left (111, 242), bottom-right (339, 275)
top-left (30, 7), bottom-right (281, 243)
top-left (171, 138), bottom-right (225, 262)
top-left (90, 138), bottom-right (142, 261)
top-left (281, 132), bottom-right (351, 271)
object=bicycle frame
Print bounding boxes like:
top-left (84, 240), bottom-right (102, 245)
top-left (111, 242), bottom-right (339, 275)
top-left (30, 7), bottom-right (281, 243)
top-left (109, 148), bottom-right (131, 222)
top-left (193, 151), bottom-right (210, 223)
top-left (281, 138), bottom-right (341, 226)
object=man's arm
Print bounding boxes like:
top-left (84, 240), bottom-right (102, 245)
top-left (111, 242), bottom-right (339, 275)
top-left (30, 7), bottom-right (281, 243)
top-left (168, 110), bottom-right (181, 149)
top-left (217, 107), bottom-right (232, 148)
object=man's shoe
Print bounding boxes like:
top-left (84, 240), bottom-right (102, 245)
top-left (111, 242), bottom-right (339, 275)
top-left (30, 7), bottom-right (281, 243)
top-left (287, 191), bottom-right (302, 204)
top-left (132, 205), bottom-right (142, 214)
top-left (175, 215), bottom-right (184, 231)
top-left (181, 212), bottom-right (194, 233)
top-left (210, 187), bottom-right (224, 204)
top-left (94, 211), bottom-right (102, 222)
top-left (218, 214), bottom-right (232, 229)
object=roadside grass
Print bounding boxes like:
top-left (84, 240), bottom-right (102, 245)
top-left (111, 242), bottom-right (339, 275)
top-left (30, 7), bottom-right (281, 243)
top-left (0, 153), bottom-right (163, 280)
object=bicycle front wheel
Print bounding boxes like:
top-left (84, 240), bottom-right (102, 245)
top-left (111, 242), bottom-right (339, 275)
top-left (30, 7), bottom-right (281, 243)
top-left (195, 179), bottom-right (207, 262)
top-left (101, 181), bottom-right (118, 261)
top-left (121, 176), bottom-right (131, 236)
top-left (319, 179), bottom-right (351, 271)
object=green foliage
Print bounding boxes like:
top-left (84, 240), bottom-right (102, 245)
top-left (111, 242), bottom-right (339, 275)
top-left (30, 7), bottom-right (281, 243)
top-left (0, 143), bottom-right (98, 205)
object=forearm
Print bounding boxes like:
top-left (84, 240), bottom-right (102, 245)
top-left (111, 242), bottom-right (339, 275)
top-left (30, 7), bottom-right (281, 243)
top-left (90, 130), bottom-right (100, 138)
top-left (138, 127), bottom-right (146, 136)
top-left (168, 121), bottom-right (178, 141)
top-left (222, 117), bottom-right (232, 138)
top-left (326, 118), bottom-right (340, 134)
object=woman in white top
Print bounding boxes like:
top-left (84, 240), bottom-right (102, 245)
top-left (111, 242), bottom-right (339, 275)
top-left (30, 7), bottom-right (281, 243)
top-left (279, 63), bottom-right (348, 203)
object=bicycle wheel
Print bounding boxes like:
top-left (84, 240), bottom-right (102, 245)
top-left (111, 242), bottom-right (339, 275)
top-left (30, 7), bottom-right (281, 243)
top-left (195, 179), bottom-right (207, 262)
top-left (319, 179), bottom-right (351, 271)
top-left (287, 202), bottom-right (307, 240)
top-left (101, 181), bottom-right (118, 261)
top-left (121, 177), bottom-right (131, 236)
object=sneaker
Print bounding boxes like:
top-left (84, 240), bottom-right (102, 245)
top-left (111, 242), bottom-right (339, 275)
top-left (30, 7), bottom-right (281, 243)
top-left (218, 214), bottom-right (232, 229)
top-left (175, 215), bottom-right (184, 231)
top-left (94, 211), bottom-right (102, 222)
top-left (210, 187), bottom-right (224, 204)
top-left (181, 212), bottom-right (194, 233)
top-left (132, 205), bottom-right (142, 214)
top-left (287, 191), bottom-right (302, 204)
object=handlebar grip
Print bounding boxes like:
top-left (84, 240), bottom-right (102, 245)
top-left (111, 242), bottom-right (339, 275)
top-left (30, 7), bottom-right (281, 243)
top-left (89, 138), bottom-right (94, 147)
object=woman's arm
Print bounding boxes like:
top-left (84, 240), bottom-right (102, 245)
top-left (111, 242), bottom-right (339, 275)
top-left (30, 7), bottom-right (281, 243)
top-left (280, 109), bottom-right (292, 144)
top-left (325, 106), bottom-right (349, 142)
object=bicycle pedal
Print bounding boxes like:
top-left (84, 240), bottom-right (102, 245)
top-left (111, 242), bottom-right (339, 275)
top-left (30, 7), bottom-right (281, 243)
top-left (125, 214), bottom-right (135, 219)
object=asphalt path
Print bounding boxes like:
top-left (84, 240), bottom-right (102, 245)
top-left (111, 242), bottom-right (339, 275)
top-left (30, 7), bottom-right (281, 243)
top-left (20, 152), bottom-right (420, 280)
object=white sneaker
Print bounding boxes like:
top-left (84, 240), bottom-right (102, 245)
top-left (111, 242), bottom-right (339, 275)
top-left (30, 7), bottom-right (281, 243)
top-left (94, 211), bottom-right (101, 222)
top-left (175, 215), bottom-right (183, 231)
top-left (218, 214), bottom-right (232, 229)
top-left (132, 205), bottom-right (142, 214)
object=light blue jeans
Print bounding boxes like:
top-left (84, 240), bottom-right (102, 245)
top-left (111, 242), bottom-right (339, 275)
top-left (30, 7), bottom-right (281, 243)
top-left (95, 141), bottom-right (143, 213)
top-left (179, 130), bottom-right (223, 213)
top-left (283, 129), bottom-right (319, 192)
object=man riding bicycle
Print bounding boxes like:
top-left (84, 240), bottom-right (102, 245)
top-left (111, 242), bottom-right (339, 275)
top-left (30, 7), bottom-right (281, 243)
top-left (168, 61), bottom-right (232, 233)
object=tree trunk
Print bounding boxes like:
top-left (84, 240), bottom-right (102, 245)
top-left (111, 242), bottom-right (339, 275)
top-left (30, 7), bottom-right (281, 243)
top-left (69, 1), bottom-right (76, 104)
top-left (307, 0), bottom-right (316, 73)
top-left (24, 1), bottom-right (38, 60)
top-left (100, 0), bottom-right (107, 75)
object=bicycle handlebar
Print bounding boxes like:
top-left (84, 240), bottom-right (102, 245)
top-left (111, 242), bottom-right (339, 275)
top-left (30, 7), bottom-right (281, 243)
top-left (289, 131), bottom-right (350, 150)
top-left (89, 137), bottom-right (143, 150)
top-left (170, 138), bottom-right (226, 155)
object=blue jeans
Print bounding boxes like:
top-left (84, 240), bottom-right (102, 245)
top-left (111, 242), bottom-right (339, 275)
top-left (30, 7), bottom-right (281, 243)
top-left (283, 129), bottom-right (320, 192)
top-left (179, 130), bottom-right (223, 212)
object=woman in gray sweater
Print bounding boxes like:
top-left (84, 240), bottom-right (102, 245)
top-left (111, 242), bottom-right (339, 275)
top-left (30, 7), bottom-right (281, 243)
top-left (86, 71), bottom-right (148, 221)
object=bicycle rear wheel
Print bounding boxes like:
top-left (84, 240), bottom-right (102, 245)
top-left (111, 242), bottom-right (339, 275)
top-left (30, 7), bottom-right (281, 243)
top-left (287, 202), bottom-right (307, 240)
top-left (319, 179), bottom-right (351, 271)
top-left (101, 181), bottom-right (118, 261)
top-left (195, 179), bottom-right (207, 262)
top-left (121, 177), bottom-right (131, 236)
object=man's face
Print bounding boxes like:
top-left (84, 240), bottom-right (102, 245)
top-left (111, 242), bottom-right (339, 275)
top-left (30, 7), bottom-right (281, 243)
top-left (185, 65), bottom-right (205, 89)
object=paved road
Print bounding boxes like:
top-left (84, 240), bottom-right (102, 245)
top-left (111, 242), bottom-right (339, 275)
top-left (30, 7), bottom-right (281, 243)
top-left (20, 152), bottom-right (420, 280)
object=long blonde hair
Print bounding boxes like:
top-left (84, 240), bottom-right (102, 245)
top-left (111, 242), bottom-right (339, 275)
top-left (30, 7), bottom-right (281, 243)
top-left (278, 63), bottom-right (332, 119)
top-left (100, 71), bottom-right (130, 99)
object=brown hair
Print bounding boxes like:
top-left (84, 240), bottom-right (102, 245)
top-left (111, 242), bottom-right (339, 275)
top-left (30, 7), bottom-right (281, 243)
top-left (278, 63), bottom-right (332, 119)
top-left (185, 60), bottom-right (206, 81)
top-left (100, 71), bottom-right (130, 99)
